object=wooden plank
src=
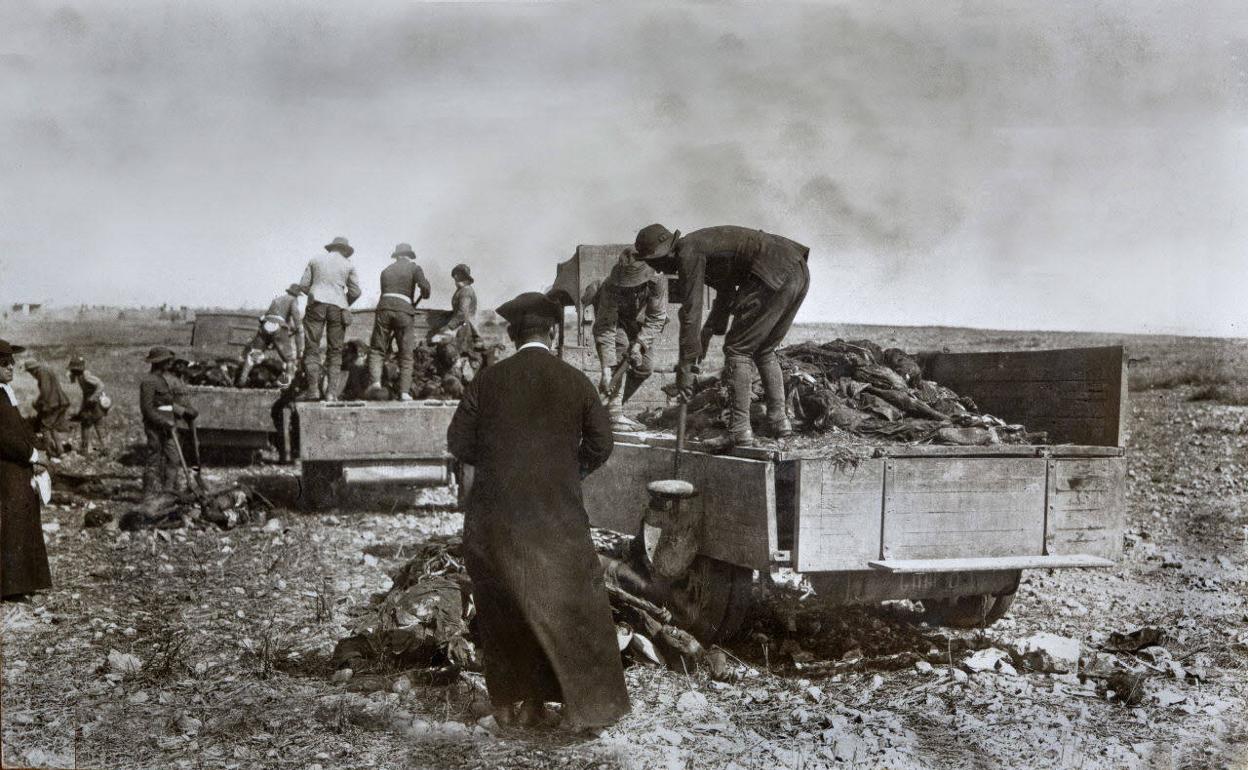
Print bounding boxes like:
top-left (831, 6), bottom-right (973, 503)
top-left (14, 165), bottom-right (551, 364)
top-left (868, 554), bottom-right (1115, 573)
top-left (582, 443), bottom-right (776, 570)
top-left (793, 458), bottom-right (884, 572)
top-left (296, 401), bottom-right (457, 461)
top-left (1047, 457), bottom-right (1126, 560)
top-left (186, 386), bottom-right (280, 433)
top-left (921, 346), bottom-right (1126, 447)
top-left (882, 458), bottom-right (1047, 560)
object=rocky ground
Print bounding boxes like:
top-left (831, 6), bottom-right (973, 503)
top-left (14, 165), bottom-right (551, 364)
top-left (2, 320), bottom-right (1247, 769)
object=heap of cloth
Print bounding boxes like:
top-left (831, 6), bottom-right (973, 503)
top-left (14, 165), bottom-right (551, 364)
top-left (640, 339), bottom-right (1048, 447)
top-left (332, 533), bottom-right (706, 679)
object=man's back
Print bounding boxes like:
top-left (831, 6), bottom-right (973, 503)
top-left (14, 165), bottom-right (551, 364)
top-left (377, 259), bottom-right (431, 313)
top-left (302, 253), bottom-right (361, 308)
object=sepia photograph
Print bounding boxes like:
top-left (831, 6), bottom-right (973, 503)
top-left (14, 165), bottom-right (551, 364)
top-left (2, 1), bottom-right (1246, 768)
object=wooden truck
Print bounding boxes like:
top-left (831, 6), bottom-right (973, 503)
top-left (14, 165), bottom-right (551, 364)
top-left (186, 307), bottom-right (454, 462)
top-left (581, 345), bottom-right (1128, 642)
top-left (295, 401), bottom-right (459, 510)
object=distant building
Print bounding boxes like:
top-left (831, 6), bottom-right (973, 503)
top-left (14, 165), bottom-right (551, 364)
top-left (10, 302), bottom-right (42, 316)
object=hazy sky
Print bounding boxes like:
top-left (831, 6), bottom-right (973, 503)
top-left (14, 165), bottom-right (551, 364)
top-left (2, 1), bottom-right (1246, 335)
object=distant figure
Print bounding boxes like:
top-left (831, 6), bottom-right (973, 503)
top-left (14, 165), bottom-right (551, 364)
top-left (297, 236), bottom-right (361, 401)
top-left (68, 356), bottom-right (110, 454)
top-left (634, 223), bottom-right (810, 448)
top-left (138, 347), bottom-right (198, 498)
top-left (23, 360), bottom-right (72, 457)
top-left (447, 291), bottom-right (627, 733)
top-left (367, 243), bottom-right (431, 401)
top-left (441, 263), bottom-right (480, 354)
top-left (0, 339), bottom-right (52, 601)
top-left (591, 249), bottom-right (668, 428)
top-left (239, 283), bottom-right (304, 387)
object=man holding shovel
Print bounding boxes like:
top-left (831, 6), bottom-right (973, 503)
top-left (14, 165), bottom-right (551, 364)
top-left (591, 248), bottom-right (668, 429)
top-left (138, 346), bottom-right (198, 498)
top-left (634, 223), bottom-right (810, 448)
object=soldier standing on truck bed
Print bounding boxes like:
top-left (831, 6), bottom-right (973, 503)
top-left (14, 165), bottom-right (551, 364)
top-left (297, 236), bottom-right (361, 401)
top-left (238, 284), bottom-right (304, 388)
top-left (138, 346), bottom-right (198, 497)
top-left (634, 223), bottom-right (810, 449)
top-left (591, 249), bottom-right (668, 429)
top-left (366, 243), bottom-right (431, 401)
top-left (68, 356), bottom-right (110, 454)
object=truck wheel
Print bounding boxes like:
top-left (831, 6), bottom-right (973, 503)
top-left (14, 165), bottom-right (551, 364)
top-left (300, 461), bottom-right (341, 511)
top-left (925, 571), bottom-right (1021, 628)
top-left (669, 556), bottom-right (753, 644)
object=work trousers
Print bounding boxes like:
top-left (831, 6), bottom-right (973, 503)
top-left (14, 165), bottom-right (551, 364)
top-left (722, 260), bottom-right (810, 438)
top-left (142, 424), bottom-right (182, 497)
top-left (367, 308), bottom-right (415, 396)
top-left (76, 404), bottom-right (107, 452)
top-left (240, 326), bottom-right (297, 385)
top-left (35, 405), bottom-right (70, 456)
top-left (302, 302), bottom-right (348, 399)
top-left (606, 329), bottom-right (653, 418)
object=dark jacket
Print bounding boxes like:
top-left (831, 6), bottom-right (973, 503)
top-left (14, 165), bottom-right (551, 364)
top-left (29, 365), bottom-right (71, 415)
top-left (446, 347), bottom-right (627, 726)
top-left (592, 272), bottom-right (668, 368)
top-left (139, 372), bottom-right (197, 430)
top-left (670, 226), bottom-right (809, 366)
top-left (0, 386), bottom-right (51, 597)
top-left (376, 258), bottom-right (432, 315)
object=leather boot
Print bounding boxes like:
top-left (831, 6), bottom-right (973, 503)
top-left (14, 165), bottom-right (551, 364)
top-left (756, 351), bottom-right (792, 437)
top-left (725, 354), bottom-right (756, 446)
top-left (324, 367), bottom-right (343, 402)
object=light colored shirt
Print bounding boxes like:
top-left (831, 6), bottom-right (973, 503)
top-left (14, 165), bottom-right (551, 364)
top-left (299, 252), bottom-right (362, 309)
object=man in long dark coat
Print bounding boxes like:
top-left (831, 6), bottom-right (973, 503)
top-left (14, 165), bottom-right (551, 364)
top-left (0, 340), bottom-right (52, 600)
top-left (447, 291), bottom-right (629, 732)
top-left (634, 223), bottom-right (810, 448)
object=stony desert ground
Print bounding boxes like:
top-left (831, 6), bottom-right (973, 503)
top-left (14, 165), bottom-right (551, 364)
top-left (2, 315), bottom-right (1247, 770)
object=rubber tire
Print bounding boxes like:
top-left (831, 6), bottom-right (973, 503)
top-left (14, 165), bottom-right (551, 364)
top-left (300, 461), bottom-right (341, 511)
top-left (669, 556), bottom-right (754, 644)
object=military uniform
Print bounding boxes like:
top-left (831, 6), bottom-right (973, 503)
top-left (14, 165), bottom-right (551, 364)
top-left (68, 356), bottom-right (109, 453)
top-left (636, 223), bottom-right (810, 445)
top-left (591, 251), bottom-right (668, 423)
top-left (24, 362), bottom-right (72, 456)
top-left (367, 244), bottom-right (431, 398)
top-left (239, 285), bottom-right (303, 386)
top-left (138, 347), bottom-right (198, 496)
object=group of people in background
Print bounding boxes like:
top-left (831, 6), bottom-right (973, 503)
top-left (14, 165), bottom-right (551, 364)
top-left (242, 236), bottom-right (479, 403)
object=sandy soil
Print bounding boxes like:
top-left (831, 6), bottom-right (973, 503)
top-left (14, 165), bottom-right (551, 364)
top-left (2, 318), bottom-right (1246, 769)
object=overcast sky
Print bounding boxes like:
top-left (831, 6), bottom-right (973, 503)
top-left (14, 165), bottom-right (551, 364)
top-left (2, 1), bottom-right (1246, 335)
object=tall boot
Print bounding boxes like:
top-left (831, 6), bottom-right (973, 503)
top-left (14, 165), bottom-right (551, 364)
top-left (324, 366), bottom-right (342, 402)
top-left (725, 353), bottom-right (756, 446)
top-left (756, 350), bottom-right (792, 438)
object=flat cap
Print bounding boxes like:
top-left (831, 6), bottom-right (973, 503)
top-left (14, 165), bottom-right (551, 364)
top-left (496, 291), bottom-right (564, 327)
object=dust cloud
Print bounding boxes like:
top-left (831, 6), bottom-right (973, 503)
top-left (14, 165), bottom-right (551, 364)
top-left (1, 1), bottom-right (1245, 335)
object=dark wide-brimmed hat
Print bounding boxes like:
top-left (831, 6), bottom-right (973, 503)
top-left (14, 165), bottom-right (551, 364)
top-left (145, 346), bottom-right (176, 364)
top-left (324, 236), bottom-right (355, 257)
top-left (451, 263), bottom-right (473, 283)
top-left (68, 355), bottom-right (86, 372)
top-left (0, 339), bottom-right (26, 358)
top-left (634, 223), bottom-right (680, 260)
top-left (286, 283), bottom-right (304, 296)
top-left (496, 291), bottom-right (564, 328)
top-left (391, 242), bottom-right (415, 259)
top-left (608, 248), bottom-right (656, 289)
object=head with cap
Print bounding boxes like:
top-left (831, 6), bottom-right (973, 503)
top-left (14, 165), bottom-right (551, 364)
top-left (68, 355), bottom-right (86, 376)
top-left (634, 223), bottom-right (681, 274)
top-left (391, 243), bottom-right (416, 260)
top-left (286, 283), bottom-right (303, 297)
top-left (0, 339), bottom-right (24, 384)
top-left (324, 236), bottom-right (354, 257)
top-left (23, 360), bottom-right (40, 374)
top-left (451, 263), bottom-right (473, 284)
top-left (496, 291), bottom-right (565, 349)
top-left (145, 345), bottom-right (176, 371)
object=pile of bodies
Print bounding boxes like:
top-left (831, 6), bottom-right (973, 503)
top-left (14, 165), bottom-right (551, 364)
top-left (332, 533), bottom-right (706, 679)
top-left (641, 339), bottom-right (1048, 447)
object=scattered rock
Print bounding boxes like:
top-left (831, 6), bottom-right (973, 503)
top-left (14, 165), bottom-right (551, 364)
top-left (107, 649), bottom-right (142, 676)
top-left (331, 668), bottom-right (353, 683)
top-left (963, 648), bottom-right (1011, 674)
top-left (1105, 627), bottom-right (1165, 652)
top-left (1011, 633), bottom-right (1080, 673)
top-left (915, 661), bottom-right (934, 674)
top-left (676, 690), bottom-right (709, 717)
